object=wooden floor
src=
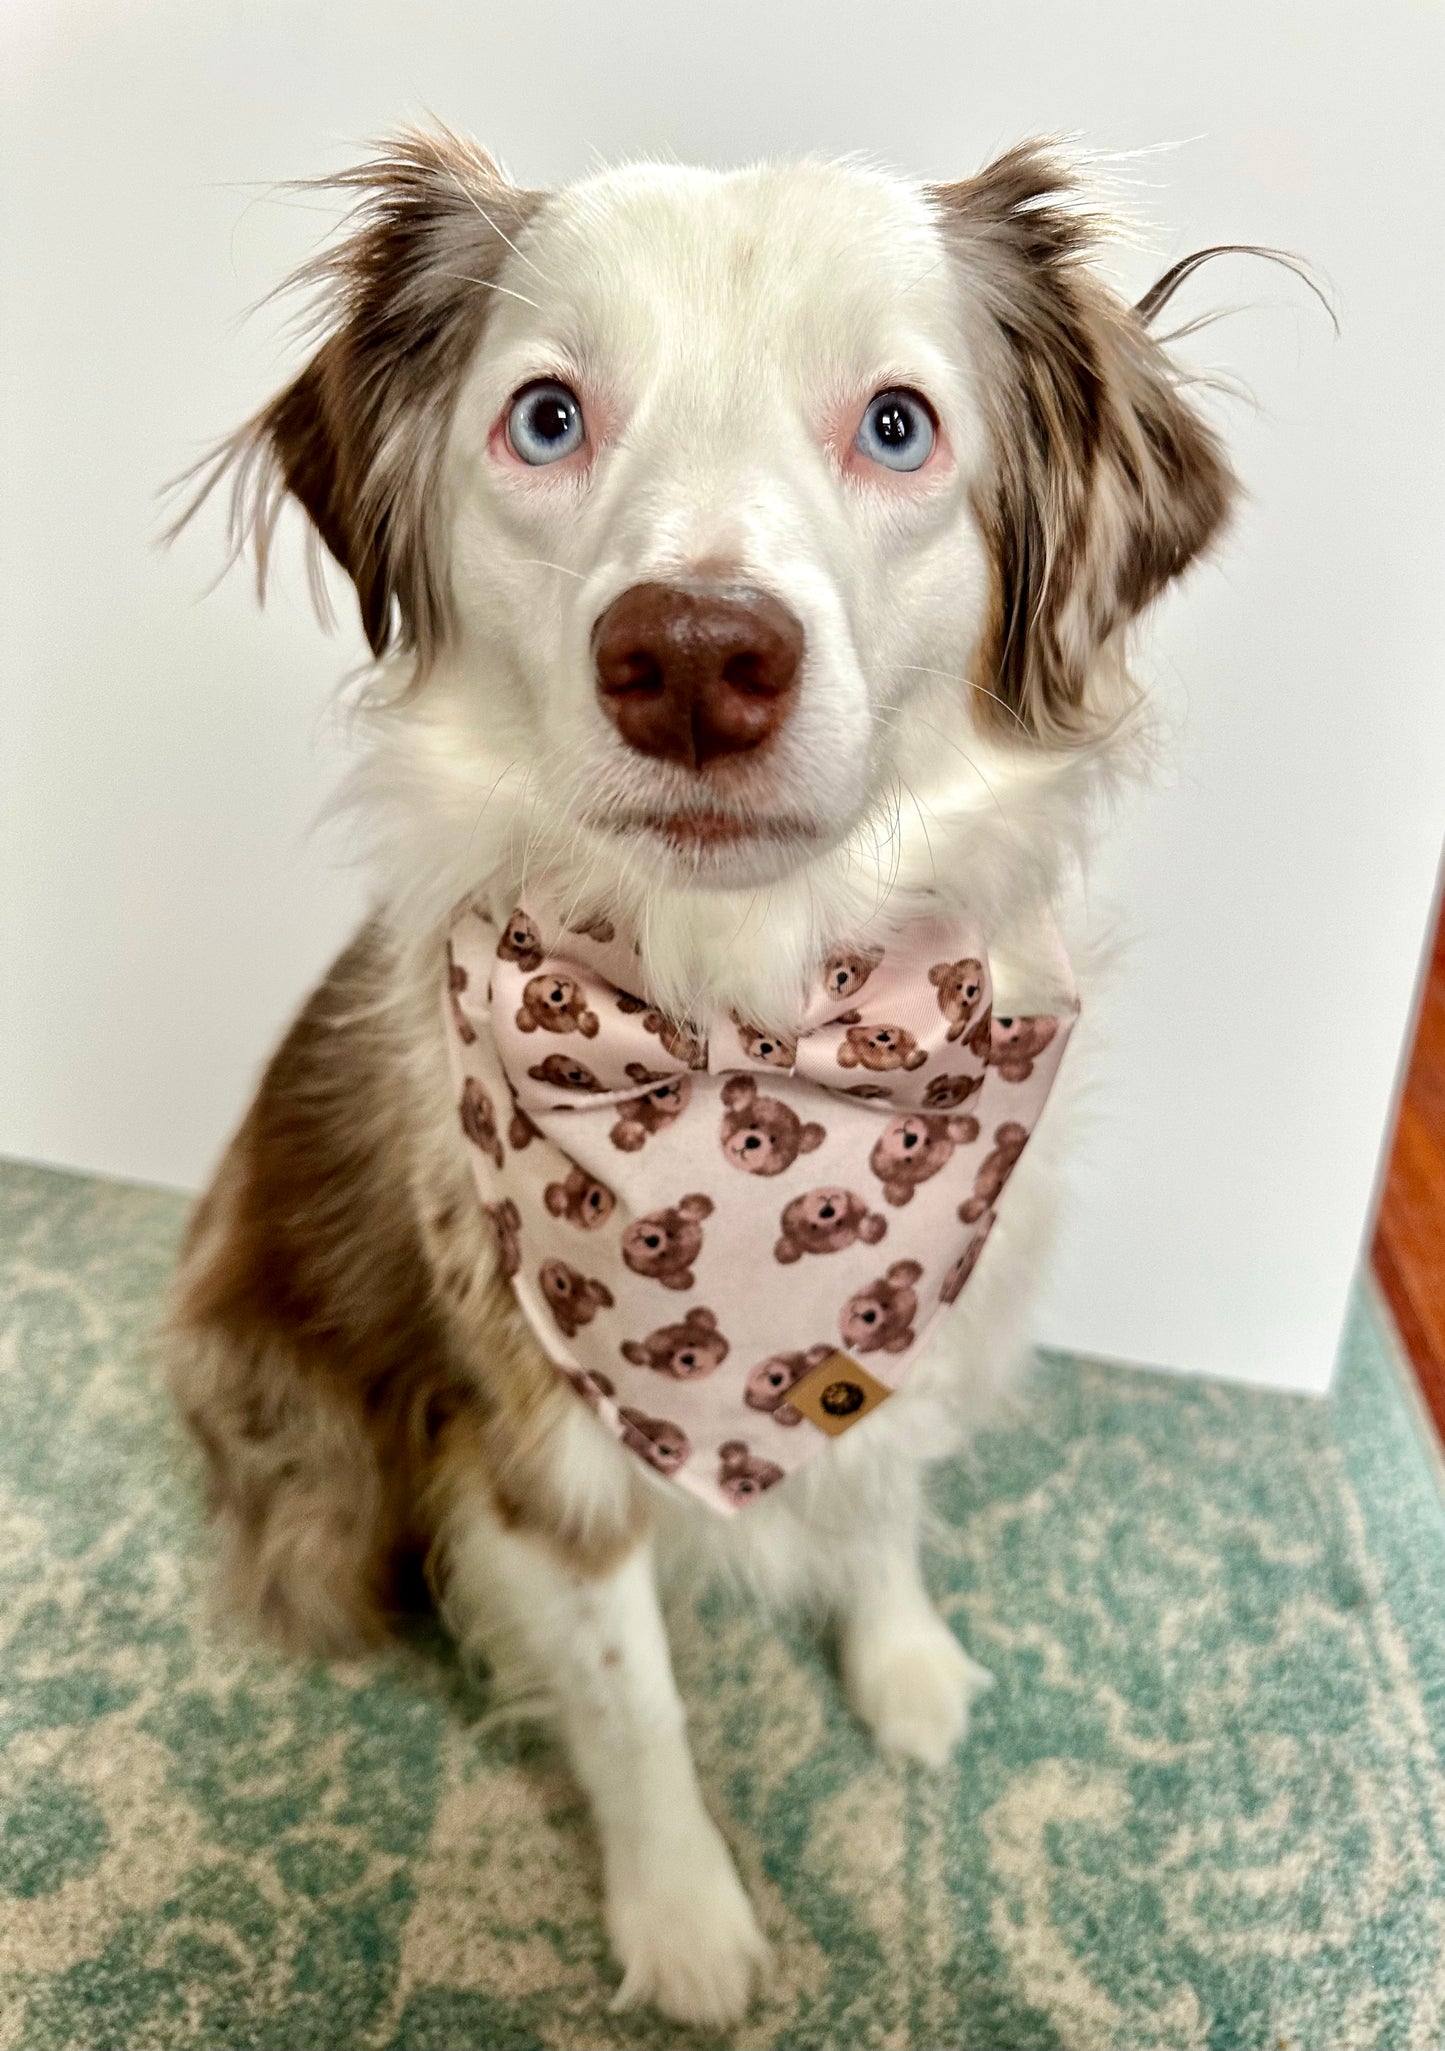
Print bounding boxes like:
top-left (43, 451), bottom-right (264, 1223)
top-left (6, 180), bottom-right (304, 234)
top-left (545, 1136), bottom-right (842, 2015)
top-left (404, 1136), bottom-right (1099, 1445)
top-left (1373, 893), bottom-right (1445, 1440)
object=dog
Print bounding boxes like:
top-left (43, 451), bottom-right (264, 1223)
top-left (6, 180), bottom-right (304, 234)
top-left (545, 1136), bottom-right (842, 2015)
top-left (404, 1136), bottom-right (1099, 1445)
top-left (166, 126), bottom-right (1239, 2027)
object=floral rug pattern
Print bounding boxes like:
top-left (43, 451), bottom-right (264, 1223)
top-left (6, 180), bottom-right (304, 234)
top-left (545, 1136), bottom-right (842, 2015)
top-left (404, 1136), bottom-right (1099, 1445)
top-left (2, 1157), bottom-right (1444, 2050)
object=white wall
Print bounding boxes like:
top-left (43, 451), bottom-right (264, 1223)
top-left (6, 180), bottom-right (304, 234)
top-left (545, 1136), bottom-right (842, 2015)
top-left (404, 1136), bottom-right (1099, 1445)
top-left (4, 0), bottom-right (1443, 1393)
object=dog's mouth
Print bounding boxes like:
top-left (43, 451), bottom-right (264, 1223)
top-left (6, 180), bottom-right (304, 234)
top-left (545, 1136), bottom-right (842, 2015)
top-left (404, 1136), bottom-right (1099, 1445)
top-left (591, 807), bottom-right (819, 854)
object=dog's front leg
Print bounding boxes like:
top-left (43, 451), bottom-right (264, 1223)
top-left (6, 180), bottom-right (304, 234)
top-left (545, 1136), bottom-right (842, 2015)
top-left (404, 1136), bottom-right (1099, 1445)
top-left (447, 1514), bottom-right (769, 2027)
top-left (835, 1483), bottom-right (995, 1769)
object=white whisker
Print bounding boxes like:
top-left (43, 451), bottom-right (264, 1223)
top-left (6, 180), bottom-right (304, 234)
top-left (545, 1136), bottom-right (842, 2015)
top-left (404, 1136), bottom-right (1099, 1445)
top-left (516, 558), bottom-right (586, 581)
top-left (873, 703), bottom-right (1017, 843)
top-left (437, 273), bottom-right (541, 312)
top-left (442, 167), bottom-right (555, 287)
top-left (889, 662), bottom-right (1032, 738)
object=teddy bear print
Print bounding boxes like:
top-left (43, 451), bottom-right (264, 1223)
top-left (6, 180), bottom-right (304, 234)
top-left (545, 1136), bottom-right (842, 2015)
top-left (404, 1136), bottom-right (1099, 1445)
top-left (984, 1014), bottom-right (1059, 1082)
top-left (928, 957), bottom-right (986, 1041)
top-left (960, 1123), bottom-right (1029, 1223)
top-left (651, 1014), bottom-right (707, 1069)
top-left (609, 1068), bottom-right (691, 1151)
top-left (506, 1080), bottom-right (542, 1150)
top-left (844, 1082), bottom-right (894, 1101)
top-left (619, 1407), bottom-right (691, 1474)
top-left (774, 1187), bottom-right (887, 1264)
top-left (621, 1306), bottom-right (730, 1380)
top-left (621, 1193), bottom-right (714, 1290)
top-left (567, 913), bottom-right (615, 943)
top-left (733, 1019), bottom-right (796, 1069)
top-left (484, 1197), bottom-right (521, 1276)
top-left (544, 1164), bottom-right (616, 1230)
top-left (744, 1344), bottom-right (834, 1426)
top-left (616, 996), bottom-right (707, 1070)
top-left (561, 1361), bottom-right (610, 1411)
top-left (924, 1071), bottom-right (983, 1111)
top-left (562, 1365), bottom-right (614, 1409)
top-left (539, 1259), bottom-right (614, 1339)
top-left (940, 1216), bottom-right (993, 1303)
top-left (496, 909), bottom-right (545, 972)
top-left (822, 944), bottom-right (884, 1001)
top-left (836, 1023), bottom-right (928, 1073)
top-left (839, 1259), bottom-right (924, 1355)
top-left (458, 1078), bottom-right (503, 1168)
top-left (445, 942), bottom-right (476, 1046)
top-left (516, 972), bottom-right (600, 1039)
top-left (718, 1075), bottom-right (825, 1176)
top-left (869, 1111), bottom-right (981, 1206)
top-left (528, 1054), bottom-right (605, 1094)
top-left (717, 1439), bottom-right (785, 1503)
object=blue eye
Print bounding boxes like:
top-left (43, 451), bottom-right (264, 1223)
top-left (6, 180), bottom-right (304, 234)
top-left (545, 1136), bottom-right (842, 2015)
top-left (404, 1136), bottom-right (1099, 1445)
top-left (855, 387), bottom-right (936, 473)
top-left (506, 379), bottom-right (585, 465)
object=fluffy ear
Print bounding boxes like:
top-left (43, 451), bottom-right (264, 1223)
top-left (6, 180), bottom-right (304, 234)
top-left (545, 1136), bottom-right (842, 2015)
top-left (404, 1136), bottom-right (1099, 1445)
top-left (929, 143), bottom-right (1238, 743)
top-left (176, 127), bottom-right (543, 664)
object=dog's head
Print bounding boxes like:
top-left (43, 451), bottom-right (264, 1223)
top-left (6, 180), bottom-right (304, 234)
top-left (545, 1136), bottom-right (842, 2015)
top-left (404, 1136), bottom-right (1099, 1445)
top-left (190, 127), bottom-right (1235, 904)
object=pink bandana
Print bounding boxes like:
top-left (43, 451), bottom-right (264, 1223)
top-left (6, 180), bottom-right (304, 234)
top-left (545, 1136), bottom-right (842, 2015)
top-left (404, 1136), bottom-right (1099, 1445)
top-left (443, 898), bottom-right (1076, 1515)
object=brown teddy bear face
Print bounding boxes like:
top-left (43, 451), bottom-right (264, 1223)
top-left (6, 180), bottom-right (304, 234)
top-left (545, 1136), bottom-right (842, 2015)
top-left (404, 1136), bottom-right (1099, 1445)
top-left (941, 1217), bottom-right (993, 1303)
top-left (621, 1306), bottom-right (729, 1380)
top-left (529, 1054), bottom-right (604, 1094)
top-left (506, 1081), bottom-right (543, 1150)
top-left (538, 1259), bottom-right (614, 1338)
top-left (928, 957), bottom-right (985, 1040)
top-left (868, 1111), bottom-right (981, 1206)
top-left (744, 1344), bottom-right (833, 1424)
top-left (836, 1023), bottom-right (927, 1073)
top-left (959, 1122), bottom-right (1030, 1223)
top-left (621, 1194), bottom-right (715, 1290)
top-left (516, 973), bottom-right (600, 1039)
top-left (544, 1165), bottom-right (616, 1230)
top-left (924, 1071), bottom-right (983, 1110)
top-left (458, 1077), bottom-right (503, 1168)
top-left (718, 1076), bottom-right (826, 1176)
top-left (567, 913), bottom-right (615, 943)
top-left (617, 998), bottom-right (706, 1068)
top-left (446, 942), bottom-right (477, 1045)
top-left (484, 1197), bottom-right (522, 1276)
top-left (839, 1258), bottom-right (924, 1354)
top-left (717, 1438), bottom-right (785, 1503)
top-left (648, 1013), bottom-right (707, 1069)
top-left (608, 1070), bottom-right (691, 1151)
top-left (496, 909), bottom-right (546, 971)
top-left (822, 945), bottom-right (883, 1001)
top-left (774, 1187), bottom-right (888, 1263)
top-left (618, 1406), bottom-right (690, 1473)
top-left (733, 1020), bottom-right (796, 1069)
top-left (987, 1015), bottom-right (1058, 1081)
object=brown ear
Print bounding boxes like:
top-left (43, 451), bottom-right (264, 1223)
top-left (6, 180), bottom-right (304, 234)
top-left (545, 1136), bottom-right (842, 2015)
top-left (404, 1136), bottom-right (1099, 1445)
top-left (176, 127), bottom-right (543, 664)
top-left (929, 143), bottom-right (1237, 742)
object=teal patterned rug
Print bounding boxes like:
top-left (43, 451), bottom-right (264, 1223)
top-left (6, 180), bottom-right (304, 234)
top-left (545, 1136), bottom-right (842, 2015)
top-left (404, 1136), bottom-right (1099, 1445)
top-left (3, 1156), bottom-right (1444, 2051)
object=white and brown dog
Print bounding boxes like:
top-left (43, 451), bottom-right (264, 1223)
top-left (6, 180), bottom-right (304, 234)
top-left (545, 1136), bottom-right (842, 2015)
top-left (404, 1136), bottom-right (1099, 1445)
top-left (168, 128), bottom-right (1238, 2027)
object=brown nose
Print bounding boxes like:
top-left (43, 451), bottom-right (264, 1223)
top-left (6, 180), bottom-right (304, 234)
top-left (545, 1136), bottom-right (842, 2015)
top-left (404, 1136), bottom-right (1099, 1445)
top-left (592, 582), bottom-right (804, 769)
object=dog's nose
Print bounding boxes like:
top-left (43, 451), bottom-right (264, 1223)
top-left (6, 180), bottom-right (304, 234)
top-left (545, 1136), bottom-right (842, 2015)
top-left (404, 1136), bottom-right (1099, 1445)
top-left (592, 582), bottom-right (804, 768)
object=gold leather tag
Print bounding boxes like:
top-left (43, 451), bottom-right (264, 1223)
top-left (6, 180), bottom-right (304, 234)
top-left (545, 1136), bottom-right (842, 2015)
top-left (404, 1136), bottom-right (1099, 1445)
top-left (787, 1352), bottom-right (893, 1436)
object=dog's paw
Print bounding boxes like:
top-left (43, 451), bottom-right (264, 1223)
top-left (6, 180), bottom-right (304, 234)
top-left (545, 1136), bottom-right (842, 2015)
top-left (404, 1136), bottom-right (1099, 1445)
top-left (843, 1609), bottom-right (993, 1768)
top-left (605, 1816), bottom-right (771, 2028)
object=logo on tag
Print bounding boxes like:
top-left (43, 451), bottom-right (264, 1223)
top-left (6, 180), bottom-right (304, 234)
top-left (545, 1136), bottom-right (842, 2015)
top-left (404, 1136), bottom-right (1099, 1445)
top-left (786, 1351), bottom-right (893, 1436)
